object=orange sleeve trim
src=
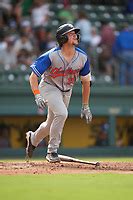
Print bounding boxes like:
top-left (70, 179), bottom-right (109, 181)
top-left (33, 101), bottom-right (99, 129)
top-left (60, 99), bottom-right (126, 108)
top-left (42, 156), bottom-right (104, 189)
top-left (33, 89), bottom-right (40, 95)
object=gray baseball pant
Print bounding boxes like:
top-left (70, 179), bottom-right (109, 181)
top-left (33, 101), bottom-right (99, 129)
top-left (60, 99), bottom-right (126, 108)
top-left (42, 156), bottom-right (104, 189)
top-left (30, 83), bottom-right (72, 153)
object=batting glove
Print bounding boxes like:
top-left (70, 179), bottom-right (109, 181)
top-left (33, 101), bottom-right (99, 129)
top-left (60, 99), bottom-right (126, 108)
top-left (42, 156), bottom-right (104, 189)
top-left (81, 105), bottom-right (92, 124)
top-left (35, 94), bottom-right (47, 109)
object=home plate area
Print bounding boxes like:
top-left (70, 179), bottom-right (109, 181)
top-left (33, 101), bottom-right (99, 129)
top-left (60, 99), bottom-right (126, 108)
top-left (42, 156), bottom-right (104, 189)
top-left (0, 160), bottom-right (133, 175)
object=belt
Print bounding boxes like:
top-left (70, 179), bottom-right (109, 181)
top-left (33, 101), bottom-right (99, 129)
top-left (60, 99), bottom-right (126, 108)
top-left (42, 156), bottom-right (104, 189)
top-left (56, 85), bottom-right (71, 92)
top-left (59, 88), bottom-right (71, 92)
top-left (44, 81), bottom-right (71, 92)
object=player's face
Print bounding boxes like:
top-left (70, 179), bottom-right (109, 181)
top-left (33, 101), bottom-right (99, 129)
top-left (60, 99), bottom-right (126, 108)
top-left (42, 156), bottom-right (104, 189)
top-left (67, 31), bottom-right (79, 45)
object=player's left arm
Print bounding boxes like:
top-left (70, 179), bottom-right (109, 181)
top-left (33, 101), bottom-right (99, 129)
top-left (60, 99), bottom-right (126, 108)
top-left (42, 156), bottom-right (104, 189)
top-left (79, 57), bottom-right (92, 123)
top-left (80, 73), bottom-right (91, 106)
top-left (80, 73), bottom-right (92, 123)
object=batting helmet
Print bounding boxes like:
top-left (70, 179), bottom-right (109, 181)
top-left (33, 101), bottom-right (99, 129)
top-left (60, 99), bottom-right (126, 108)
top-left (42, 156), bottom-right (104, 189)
top-left (56, 23), bottom-right (80, 47)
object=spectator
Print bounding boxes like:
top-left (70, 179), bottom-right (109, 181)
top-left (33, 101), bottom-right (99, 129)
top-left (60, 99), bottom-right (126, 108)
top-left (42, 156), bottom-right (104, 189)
top-left (116, 132), bottom-right (124, 147)
top-left (0, 7), bottom-right (9, 35)
top-left (90, 27), bottom-right (101, 48)
top-left (57, 5), bottom-right (75, 24)
top-left (34, 26), bottom-right (49, 53)
top-left (89, 26), bottom-right (101, 75)
top-left (17, 48), bottom-right (33, 66)
top-left (0, 123), bottom-right (10, 148)
top-left (0, 0), bottom-right (12, 27)
top-left (12, 31), bottom-right (34, 66)
top-left (13, 32), bottom-right (33, 55)
top-left (46, 31), bottom-right (56, 50)
top-left (0, 36), bottom-right (17, 69)
top-left (0, 0), bottom-right (12, 12)
top-left (100, 21), bottom-right (115, 48)
top-left (75, 11), bottom-right (92, 54)
top-left (98, 21), bottom-right (116, 82)
top-left (125, 0), bottom-right (133, 14)
top-left (113, 25), bottom-right (133, 85)
top-left (11, 0), bottom-right (23, 28)
top-left (96, 123), bottom-right (109, 146)
top-left (0, 34), bottom-right (7, 52)
top-left (0, 133), bottom-right (9, 148)
top-left (30, 0), bottom-right (50, 28)
top-left (20, 19), bottom-right (34, 42)
top-left (20, 19), bottom-right (38, 55)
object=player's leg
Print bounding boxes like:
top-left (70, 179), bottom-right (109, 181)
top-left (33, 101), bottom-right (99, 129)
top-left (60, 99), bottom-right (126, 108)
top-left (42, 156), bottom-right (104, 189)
top-left (30, 107), bottom-right (54, 147)
top-left (46, 89), bottom-right (72, 162)
top-left (47, 93), bottom-right (68, 153)
top-left (63, 90), bottom-right (72, 108)
top-left (26, 108), bottom-right (54, 159)
top-left (26, 83), bottom-right (72, 161)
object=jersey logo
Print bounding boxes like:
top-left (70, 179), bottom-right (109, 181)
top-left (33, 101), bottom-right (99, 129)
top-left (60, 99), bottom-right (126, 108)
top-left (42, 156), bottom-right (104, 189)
top-left (49, 67), bottom-right (80, 78)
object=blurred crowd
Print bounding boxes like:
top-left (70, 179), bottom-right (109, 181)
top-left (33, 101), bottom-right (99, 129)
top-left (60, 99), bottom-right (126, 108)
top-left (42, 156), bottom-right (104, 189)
top-left (0, 0), bottom-right (133, 85)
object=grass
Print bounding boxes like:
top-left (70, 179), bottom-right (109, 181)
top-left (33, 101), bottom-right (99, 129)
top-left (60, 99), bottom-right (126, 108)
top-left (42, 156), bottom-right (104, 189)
top-left (0, 158), bottom-right (133, 200)
top-left (1, 157), bottom-right (133, 162)
top-left (0, 174), bottom-right (133, 200)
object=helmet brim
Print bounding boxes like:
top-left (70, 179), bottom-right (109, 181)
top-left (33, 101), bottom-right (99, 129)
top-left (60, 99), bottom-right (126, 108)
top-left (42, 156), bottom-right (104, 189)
top-left (62, 28), bottom-right (80, 35)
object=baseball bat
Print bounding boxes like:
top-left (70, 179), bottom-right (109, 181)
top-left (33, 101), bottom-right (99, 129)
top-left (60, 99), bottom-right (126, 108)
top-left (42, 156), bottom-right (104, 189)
top-left (58, 154), bottom-right (100, 166)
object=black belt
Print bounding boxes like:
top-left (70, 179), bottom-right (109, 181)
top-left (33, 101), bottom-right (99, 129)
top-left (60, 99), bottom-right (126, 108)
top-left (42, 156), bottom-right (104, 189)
top-left (59, 88), bottom-right (71, 92)
top-left (55, 84), bottom-right (71, 92)
top-left (44, 81), bottom-right (71, 92)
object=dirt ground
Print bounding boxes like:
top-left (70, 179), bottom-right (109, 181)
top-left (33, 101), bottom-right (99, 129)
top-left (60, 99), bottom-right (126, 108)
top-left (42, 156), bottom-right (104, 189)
top-left (0, 160), bottom-right (133, 175)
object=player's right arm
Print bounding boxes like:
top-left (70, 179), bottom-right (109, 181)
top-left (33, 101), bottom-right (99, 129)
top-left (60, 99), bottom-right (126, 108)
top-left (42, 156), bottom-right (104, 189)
top-left (29, 71), bottom-right (40, 95)
top-left (29, 72), bottom-right (47, 109)
top-left (29, 50), bottom-right (52, 109)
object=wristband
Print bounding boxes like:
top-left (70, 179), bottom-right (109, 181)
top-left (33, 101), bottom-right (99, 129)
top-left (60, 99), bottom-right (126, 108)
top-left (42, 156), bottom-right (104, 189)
top-left (33, 89), bottom-right (40, 95)
top-left (82, 104), bottom-right (89, 109)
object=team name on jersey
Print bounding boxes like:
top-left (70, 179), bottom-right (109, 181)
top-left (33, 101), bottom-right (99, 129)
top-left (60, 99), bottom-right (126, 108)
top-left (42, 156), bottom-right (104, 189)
top-left (49, 66), bottom-right (80, 78)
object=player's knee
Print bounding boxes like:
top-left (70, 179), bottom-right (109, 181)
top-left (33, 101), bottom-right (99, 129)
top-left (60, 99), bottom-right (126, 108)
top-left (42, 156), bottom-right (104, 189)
top-left (40, 122), bottom-right (50, 130)
top-left (40, 122), bottom-right (47, 128)
top-left (57, 110), bottom-right (68, 121)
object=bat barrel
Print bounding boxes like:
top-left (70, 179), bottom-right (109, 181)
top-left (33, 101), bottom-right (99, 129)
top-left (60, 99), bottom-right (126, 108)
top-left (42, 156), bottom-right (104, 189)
top-left (58, 154), bottom-right (100, 166)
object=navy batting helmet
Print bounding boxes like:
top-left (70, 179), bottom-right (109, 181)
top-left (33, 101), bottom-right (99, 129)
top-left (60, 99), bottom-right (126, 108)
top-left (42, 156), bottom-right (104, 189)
top-left (56, 23), bottom-right (80, 47)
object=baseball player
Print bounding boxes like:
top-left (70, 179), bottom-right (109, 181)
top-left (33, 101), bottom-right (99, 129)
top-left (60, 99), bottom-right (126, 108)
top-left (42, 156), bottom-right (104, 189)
top-left (26, 23), bottom-right (92, 163)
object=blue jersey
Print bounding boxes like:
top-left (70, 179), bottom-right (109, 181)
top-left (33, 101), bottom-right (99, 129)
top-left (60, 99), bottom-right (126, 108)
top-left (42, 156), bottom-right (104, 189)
top-left (30, 47), bottom-right (90, 91)
top-left (113, 30), bottom-right (133, 56)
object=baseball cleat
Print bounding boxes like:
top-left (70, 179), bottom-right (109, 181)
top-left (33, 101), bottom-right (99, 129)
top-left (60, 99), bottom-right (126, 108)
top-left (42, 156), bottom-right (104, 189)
top-left (46, 152), bottom-right (61, 163)
top-left (26, 131), bottom-right (36, 160)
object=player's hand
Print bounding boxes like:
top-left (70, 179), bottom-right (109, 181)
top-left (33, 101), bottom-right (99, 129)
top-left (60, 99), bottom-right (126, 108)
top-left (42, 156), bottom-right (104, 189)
top-left (35, 94), bottom-right (47, 109)
top-left (81, 105), bottom-right (92, 124)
